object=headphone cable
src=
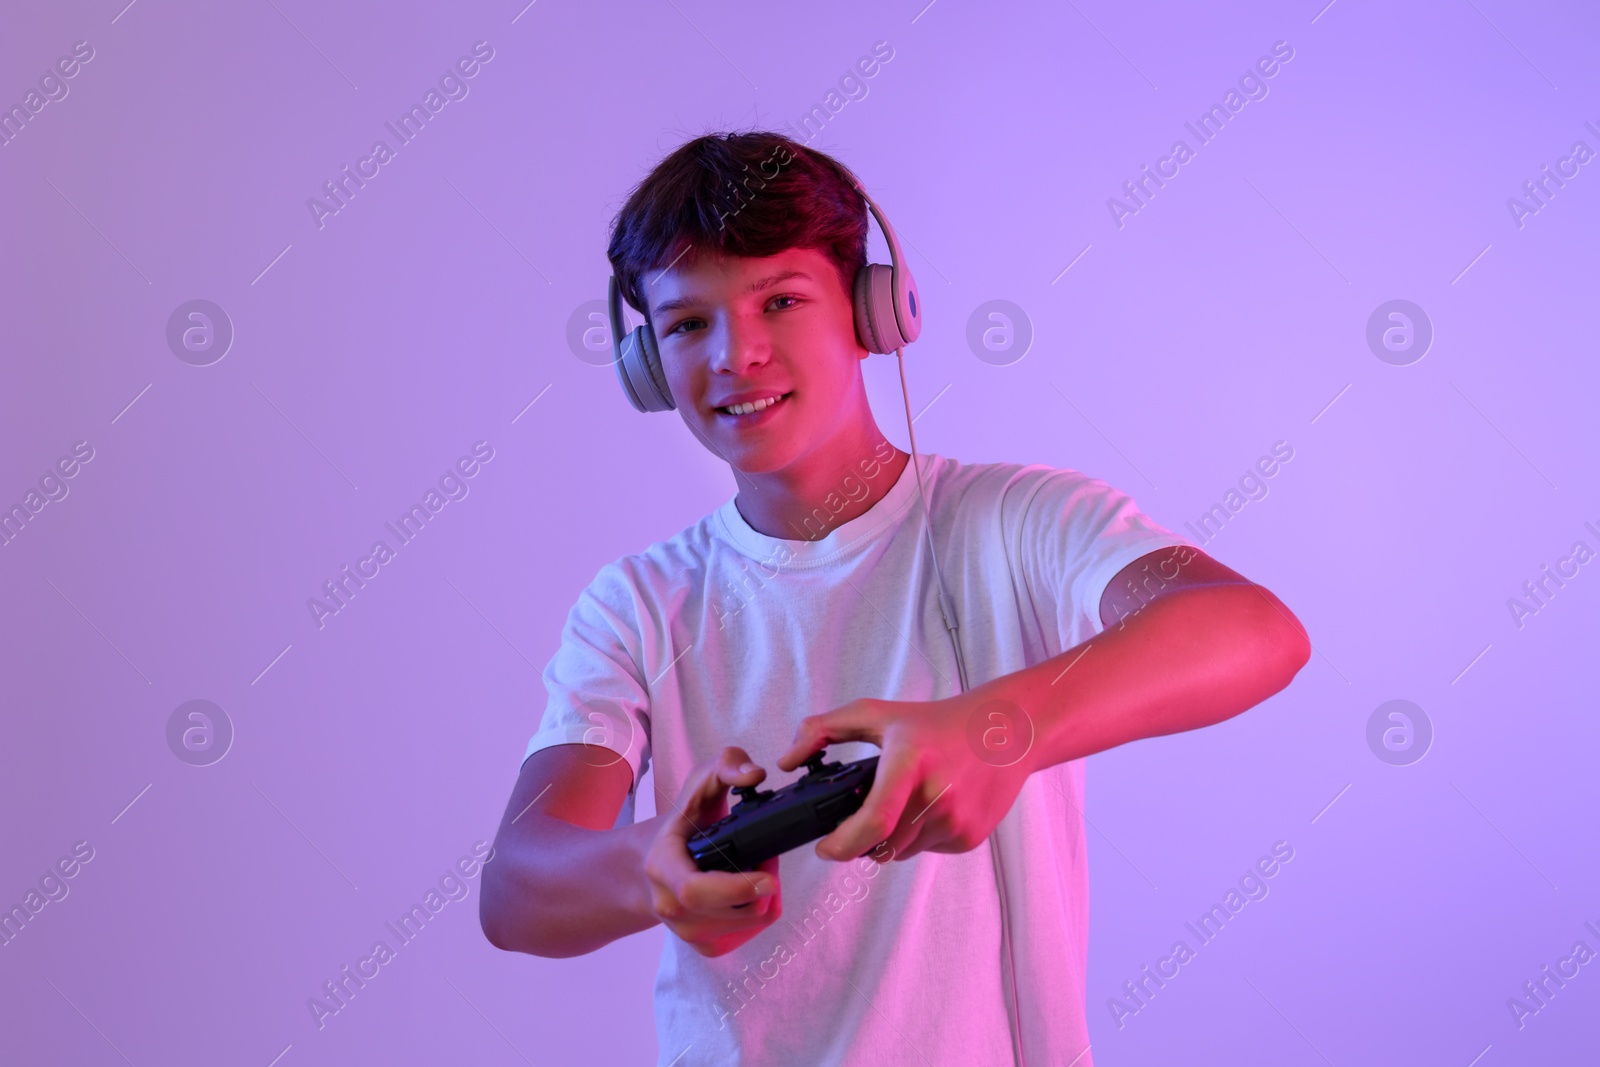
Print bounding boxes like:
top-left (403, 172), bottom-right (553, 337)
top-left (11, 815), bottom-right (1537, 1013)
top-left (894, 348), bottom-right (969, 693)
top-left (893, 347), bottom-right (1027, 1067)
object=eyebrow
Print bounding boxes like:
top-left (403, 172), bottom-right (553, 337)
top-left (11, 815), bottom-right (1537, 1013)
top-left (649, 269), bottom-right (813, 318)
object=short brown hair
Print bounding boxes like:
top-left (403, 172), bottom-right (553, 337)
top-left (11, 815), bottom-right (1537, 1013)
top-left (607, 130), bottom-right (868, 319)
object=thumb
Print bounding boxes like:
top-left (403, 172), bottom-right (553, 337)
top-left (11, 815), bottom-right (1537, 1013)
top-left (777, 700), bottom-right (886, 772)
top-left (670, 746), bottom-right (766, 835)
top-left (818, 743), bottom-right (918, 861)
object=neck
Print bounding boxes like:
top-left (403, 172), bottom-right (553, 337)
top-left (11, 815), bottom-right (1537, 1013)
top-left (731, 435), bottom-right (910, 541)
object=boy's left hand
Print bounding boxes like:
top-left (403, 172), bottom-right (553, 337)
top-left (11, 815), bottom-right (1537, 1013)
top-left (775, 693), bottom-right (1036, 863)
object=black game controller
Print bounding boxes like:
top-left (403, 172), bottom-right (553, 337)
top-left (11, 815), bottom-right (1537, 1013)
top-left (688, 751), bottom-right (879, 873)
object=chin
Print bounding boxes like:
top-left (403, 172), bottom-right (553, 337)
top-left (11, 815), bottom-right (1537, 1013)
top-left (722, 442), bottom-right (792, 475)
top-left (710, 433), bottom-right (803, 476)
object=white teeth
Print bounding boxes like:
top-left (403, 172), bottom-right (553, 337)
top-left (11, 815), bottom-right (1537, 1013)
top-left (722, 395), bottom-right (782, 416)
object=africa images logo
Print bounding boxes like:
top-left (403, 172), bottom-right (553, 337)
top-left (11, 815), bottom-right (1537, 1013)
top-left (305, 41), bottom-right (495, 230)
top-left (0, 40), bottom-right (95, 150)
top-left (1106, 40), bottom-right (1296, 229)
top-left (306, 441), bottom-right (495, 630)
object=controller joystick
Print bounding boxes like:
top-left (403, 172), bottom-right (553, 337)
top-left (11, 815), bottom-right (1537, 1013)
top-left (688, 747), bottom-right (879, 873)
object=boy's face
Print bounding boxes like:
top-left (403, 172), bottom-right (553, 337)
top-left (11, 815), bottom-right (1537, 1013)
top-left (641, 246), bottom-right (870, 477)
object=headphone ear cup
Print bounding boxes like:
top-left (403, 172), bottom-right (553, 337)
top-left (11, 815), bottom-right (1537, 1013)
top-left (636, 320), bottom-right (675, 410)
top-left (608, 272), bottom-right (674, 413)
top-left (615, 323), bottom-right (675, 412)
top-left (854, 262), bottom-right (901, 354)
top-left (617, 327), bottom-right (649, 412)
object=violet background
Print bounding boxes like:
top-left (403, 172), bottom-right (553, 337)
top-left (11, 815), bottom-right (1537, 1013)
top-left (2, 0), bottom-right (1597, 1064)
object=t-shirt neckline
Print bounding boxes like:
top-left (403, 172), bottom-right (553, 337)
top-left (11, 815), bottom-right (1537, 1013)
top-left (712, 452), bottom-right (935, 567)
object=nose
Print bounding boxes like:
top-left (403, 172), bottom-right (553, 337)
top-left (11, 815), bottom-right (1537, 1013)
top-left (708, 310), bottom-right (771, 379)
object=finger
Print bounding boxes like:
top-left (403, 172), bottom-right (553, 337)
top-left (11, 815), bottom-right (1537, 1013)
top-left (649, 853), bottom-right (776, 930)
top-left (678, 745), bottom-right (760, 801)
top-left (889, 775), bottom-right (961, 859)
top-left (815, 744), bottom-right (920, 861)
top-left (880, 806), bottom-right (927, 860)
top-left (665, 747), bottom-right (767, 839)
top-left (711, 746), bottom-right (767, 789)
top-left (688, 888), bottom-right (778, 925)
top-left (662, 848), bottom-right (779, 915)
top-left (681, 912), bottom-right (779, 957)
top-left (864, 840), bottom-right (897, 865)
top-left (729, 853), bottom-right (782, 911)
top-left (679, 868), bottom-right (777, 912)
top-left (676, 861), bottom-right (782, 937)
top-left (890, 813), bottom-right (943, 860)
top-left (776, 702), bottom-right (884, 771)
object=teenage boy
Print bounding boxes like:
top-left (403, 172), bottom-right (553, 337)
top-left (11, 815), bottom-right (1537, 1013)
top-left (480, 131), bottom-right (1310, 1066)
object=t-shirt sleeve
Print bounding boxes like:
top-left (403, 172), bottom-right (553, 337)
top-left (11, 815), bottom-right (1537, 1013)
top-left (1007, 468), bottom-right (1194, 643)
top-left (521, 560), bottom-right (653, 794)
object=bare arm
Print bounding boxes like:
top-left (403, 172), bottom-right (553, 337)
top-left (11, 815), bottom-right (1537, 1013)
top-left (777, 546), bottom-right (1311, 861)
top-left (480, 743), bottom-right (787, 959)
top-left (479, 746), bottom-right (658, 957)
top-left (1003, 545), bottom-right (1309, 772)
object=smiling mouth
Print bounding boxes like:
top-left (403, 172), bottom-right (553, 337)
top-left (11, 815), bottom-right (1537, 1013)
top-left (715, 393), bottom-right (791, 417)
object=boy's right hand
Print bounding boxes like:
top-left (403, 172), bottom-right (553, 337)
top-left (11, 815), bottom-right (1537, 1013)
top-left (643, 746), bottom-right (783, 958)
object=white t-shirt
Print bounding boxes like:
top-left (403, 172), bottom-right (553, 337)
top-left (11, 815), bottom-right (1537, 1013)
top-left (523, 451), bottom-right (1191, 1067)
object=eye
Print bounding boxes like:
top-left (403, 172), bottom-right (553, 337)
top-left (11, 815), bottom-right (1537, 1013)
top-left (665, 317), bottom-right (704, 337)
top-left (768, 294), bottom-right (803, 312)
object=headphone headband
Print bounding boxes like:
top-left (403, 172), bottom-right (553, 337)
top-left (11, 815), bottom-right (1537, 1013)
top-left (852, 181), bottom-right (922, 350)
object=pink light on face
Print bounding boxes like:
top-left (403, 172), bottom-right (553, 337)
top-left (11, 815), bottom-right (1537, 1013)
top-left (642, 247), bottom-right (874, 481)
